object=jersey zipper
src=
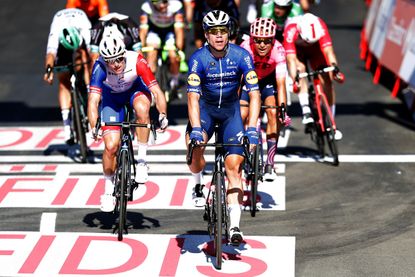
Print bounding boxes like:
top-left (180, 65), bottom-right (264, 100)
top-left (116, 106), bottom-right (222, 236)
top-left (218, 58), bottom-right (222, 108)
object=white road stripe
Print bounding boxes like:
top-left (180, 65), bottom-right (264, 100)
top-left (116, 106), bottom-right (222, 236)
top-left (39, 212), bottom-right (57, 234)
top-left (2, 154), bottom-right (415, 163)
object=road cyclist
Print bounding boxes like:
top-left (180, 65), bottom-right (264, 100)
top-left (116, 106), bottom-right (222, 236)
top-left (283, 13), bottom-right (344, 140)
top-left (66, 0), bottom-right (109, 26)
top-left (88, 35), bottom-right (168, 212)
top-left (43, 8), bottom-right (92, 145)
top-left (139, 0), bottom-right (186, 98)
top-left (240, 17), bottom-right (291, 182)
top-left (186, 10), bottom-right (261, 245)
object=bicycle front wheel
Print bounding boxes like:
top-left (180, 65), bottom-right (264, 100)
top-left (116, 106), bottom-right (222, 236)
top-left (250, 146), bottom-right (260, 217)
top-left (321, 103), bottom-right (339, 166)
top-left (213, 171), bottom-right (223, 269)
top-left (118, 151), bottom-right (129, 241)
top-left (71, 88), bottom-right (88, 163)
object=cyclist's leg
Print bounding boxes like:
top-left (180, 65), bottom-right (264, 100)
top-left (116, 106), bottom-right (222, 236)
top-left (296, 53), bottom-right (314, 124)
top-left (222, 104), bottom-right (245, 244)
top-left (131, 85), bottom-right (152, 183)
top-left (100, 89), bottom-right (124, 211)
top-left (164, 32), bottom-right (180, 89)
top-left (144, 31), bottom-right (161, 73)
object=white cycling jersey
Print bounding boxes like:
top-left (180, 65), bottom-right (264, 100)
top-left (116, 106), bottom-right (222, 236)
top-left (140, 0), bottom-right (183, 29)
top-left (46, 8), bottom-right (92, 55)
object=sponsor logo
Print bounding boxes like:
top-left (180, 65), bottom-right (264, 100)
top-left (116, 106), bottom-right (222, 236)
top-left (245, 70), bottom-right (258, 85)
top-left (187, 73), bottom-right (201, 86)
top-left (206, 71), bottom-right (237, 78)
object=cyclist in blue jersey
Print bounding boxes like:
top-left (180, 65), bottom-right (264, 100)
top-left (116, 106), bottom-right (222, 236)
top-left (186, 10), bottom-right (261, 246)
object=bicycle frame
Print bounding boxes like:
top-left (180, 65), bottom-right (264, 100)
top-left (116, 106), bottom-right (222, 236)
top-left (187, 129), bottom-right (249, 269)
top-left (98, 113), bottom-right (156, 241)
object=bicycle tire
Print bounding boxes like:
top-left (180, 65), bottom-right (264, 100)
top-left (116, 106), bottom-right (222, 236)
top-left (213, 171), bottom-right (223, 269)
top-left (309, 93), bottom-right (325, 158)
top-left (156, 59), bottom-right (170, 103)
top-left (250, 146), bottom-right (260, 217)
top-left (321, 102), bottom-right (339, 166)
top-left (71, 88), bottom-right (88, 163)
top-left (118, 150), bottom-right (128, 241)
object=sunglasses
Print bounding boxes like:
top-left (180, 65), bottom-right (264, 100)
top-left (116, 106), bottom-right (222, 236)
top-left (207, 26), bottom-right (229, 35)
top-left (152, 0), bottom-right (168, 5)
top-left (105, 56), bottom-right (125, 64)
top-left (253, 38), bottom-right (273, 45)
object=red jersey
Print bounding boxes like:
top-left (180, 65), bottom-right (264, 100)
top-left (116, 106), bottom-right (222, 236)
top-left (283, 17), bottom-right (332, 56)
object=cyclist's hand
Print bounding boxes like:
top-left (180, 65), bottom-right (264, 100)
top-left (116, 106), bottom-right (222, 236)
top-left (189, 127), bottom-right (203, 143)
top-left (281, 113), bottom-right (292, 127)
top-left (246, 127), bottom-right (259, 145)
top-left (91, 127), bottom-right (102, 141)
top-left (293, 81), bottom-right (300, 93)
top-left (158, 113), bottom-right (168, 132)
top-left (43, 66), bottom-right (53, 85)
top-left (332, 63), bottom-right (345, 83)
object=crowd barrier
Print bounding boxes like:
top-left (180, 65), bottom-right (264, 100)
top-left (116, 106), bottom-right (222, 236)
top-left (360, 0), bottom-right (415, 120)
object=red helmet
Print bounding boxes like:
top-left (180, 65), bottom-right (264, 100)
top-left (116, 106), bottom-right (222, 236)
top-left (250, 18), bottom-right (276, 38)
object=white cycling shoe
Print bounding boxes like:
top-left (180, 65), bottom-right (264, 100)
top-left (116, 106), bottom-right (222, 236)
top-left (229, 227), bottom-right (243, 246)
top-left (192, 184), bottom-right (205, 207)
top-left (100, 194), bottom-right (115, 212)
top-left (135, 161), bottom-right (148, 184)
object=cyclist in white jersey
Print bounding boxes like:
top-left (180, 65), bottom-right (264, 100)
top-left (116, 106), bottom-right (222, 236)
top-left (139, 0), bottom-right (185, 92)
top-left (43, 8), bottom-right (92, 143)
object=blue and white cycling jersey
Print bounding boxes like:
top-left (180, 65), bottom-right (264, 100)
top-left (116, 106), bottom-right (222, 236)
top-left (187, 43), bottom-right (259, 108)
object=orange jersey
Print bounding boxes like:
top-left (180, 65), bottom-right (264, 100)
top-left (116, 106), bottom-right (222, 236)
top-left (66, 0), bottom-right (109, 20)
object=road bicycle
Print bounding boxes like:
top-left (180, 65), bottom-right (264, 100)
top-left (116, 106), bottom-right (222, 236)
top-left (187, 125), bottom-right (249, 269)
top-left (295, 65), bottom-right (344, 166)
top-left (95, 109), bottom-right (157, 241)
top-left (242, 103), bottom-right (286, 217)
top-left (47, 60), bottom-right (90, 163)
top-left (142, 45), bottom-right (187, 103)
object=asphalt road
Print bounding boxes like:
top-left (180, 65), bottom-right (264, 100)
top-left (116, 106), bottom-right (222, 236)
top-left (1, 0), bottom-right (415, 276)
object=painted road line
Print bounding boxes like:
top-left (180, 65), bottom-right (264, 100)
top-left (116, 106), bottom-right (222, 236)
top-left (0, 175), bottom-right (286, 211)
top-left (39, 213), bottom-right (57, 234)
top-left (0, 232), bottom-right (295, 277)
top-left (2, 154), bottom-right (415, 163)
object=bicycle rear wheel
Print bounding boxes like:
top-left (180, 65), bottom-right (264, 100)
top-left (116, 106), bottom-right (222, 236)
top-left (213, 171), bottom-right (223, 269)
top-left (250, 146), bottom-right (260, 217)
top-left (117, 151), bottom-right (129, 241)
top-left (321, 102), bottom-right (339, 166)
top-left (71, 88), bottom-right (88, 163)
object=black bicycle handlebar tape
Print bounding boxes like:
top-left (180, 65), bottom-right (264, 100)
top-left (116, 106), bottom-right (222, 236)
top-left (186, 139), bottom-right (196, 165)
top-left (46, 65), bottom-right (53, 79)
top-left (94, 117), bottom-right (101, 138)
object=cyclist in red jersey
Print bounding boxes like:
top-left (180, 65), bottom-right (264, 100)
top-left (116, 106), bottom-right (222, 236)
top-left (240, 18), bottom-right (291, 181)
top-left (66, 0), bottom-right (109, 25)
top-left (283, 13), bottom-right (343, 140)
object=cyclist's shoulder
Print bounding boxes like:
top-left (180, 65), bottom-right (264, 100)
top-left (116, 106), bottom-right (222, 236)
top-left (169, 0), bottom-right (183, 12)
top-left (141, 1), bottom-right (152, 14)
top-left (229, 44), bottom-right (252, 60)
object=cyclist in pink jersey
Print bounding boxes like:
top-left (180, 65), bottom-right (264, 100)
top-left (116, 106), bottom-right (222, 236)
top-left (283, 13), bottom-right (344, 140)
top-left (240, 17), bottom-right (290, 181)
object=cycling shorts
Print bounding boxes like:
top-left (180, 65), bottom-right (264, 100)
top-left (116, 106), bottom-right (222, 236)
top-left (186, 100), bottom-right (245, 157)
top-left (146, 27), bottom-right (175, 49)
top-left (100, 80), bottom-right (151, 132)
top-left (240, 73), bottom-right (276, 102)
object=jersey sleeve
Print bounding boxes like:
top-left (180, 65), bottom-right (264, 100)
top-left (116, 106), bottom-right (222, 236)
top-left (65, 0), bottom-right (76, 9)
top-left (90, 60), bottom-right (107, 95)
top-left (283, 23), bottom-right (299, 55)
top-left (240, 49), bottom-right (259, 93)
top-left (135, 53), bottom-right (158, 88)
top-left (273, 42), bottom-right (287, 79)
top-left (46, 13), bottom-right (61, 55)
top-left (261, 0), bottom-right (274, 19)
top-left (186, 53), bottom-right (202, 94)
top-left (318, 18), bottom-right (333, 49)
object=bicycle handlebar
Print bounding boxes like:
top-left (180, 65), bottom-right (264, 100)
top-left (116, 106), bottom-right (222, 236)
top-left (186, 137), bottom-right (250, 166)
top-left (295, 65), bottom-right (345, 83)
top-left (94, 119), bottom-right (157, 141)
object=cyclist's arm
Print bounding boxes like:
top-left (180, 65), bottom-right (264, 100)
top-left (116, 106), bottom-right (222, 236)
top-left (183, 0), bottom-right (194, 28)
top-left (247, 88), bottom-right (261, 128)
top-left (323, 45), bottom-right (338, 68)
top-left (88, 60), bottom-right (106, 129)
top-left (286, 53), bottom-right (300, 81)
top-left (43, 53), bottom-right (55, 84)
top-left (188, 92), bottom-right (201, 128)
top-left (276, 76), bottom-right (287, 106)
top-left (88, 90), bottom-right (101, 130)
top-left (261, 0), bottom-right (274, 18)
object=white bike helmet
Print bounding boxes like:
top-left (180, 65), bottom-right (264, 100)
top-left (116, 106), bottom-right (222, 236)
top-left (250, 18), bottom-right (277, 38)
top-left (298, 13), bottom-right (325, 43)
top-left (273, 0), bottom-right (292, 6)
top-left (202, 10), bottom-right (230, 31)
top-left (99, 35), bottom-right (126, 60)
top-left (102, 23), bottom-right (124, 41)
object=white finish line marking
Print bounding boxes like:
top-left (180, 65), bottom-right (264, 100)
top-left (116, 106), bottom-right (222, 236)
top-left (39, 212), bottom-right (56, 234)
top-left (0, 232), bottom-right (295, 277)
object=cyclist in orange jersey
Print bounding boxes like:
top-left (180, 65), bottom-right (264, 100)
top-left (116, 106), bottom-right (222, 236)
top-left (66, 0), bottom-right (109, 25)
